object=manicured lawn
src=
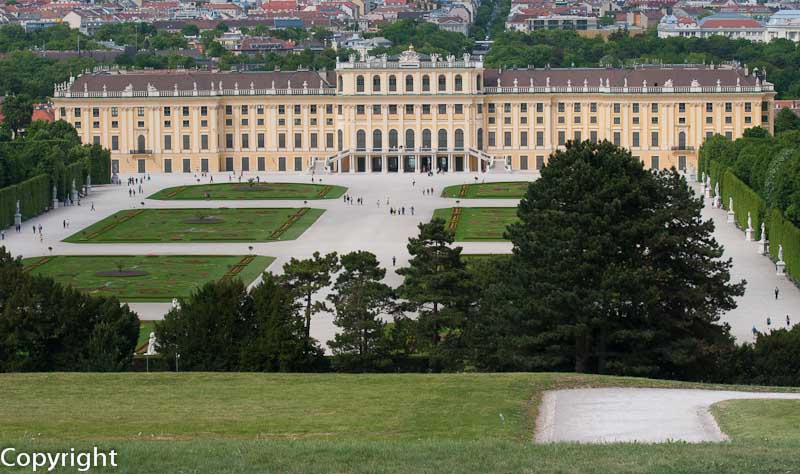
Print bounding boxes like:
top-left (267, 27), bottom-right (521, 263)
top-left (712, 399), bottom-right (800, 443)
top-left (0, 373), bottom-right (798, 473)
top-left (21, 255), bottom-right (274, 302)
top-left (149, 182), bottom-right (347, 200)
top-left (63, 208), bottom-right (324, 243)
top-left (0, 374), bottom-right (798, 473)
top-left (433, 207), bottom-right (518, 241)
top-left (441, 181), bottom-right (531, 199)
top-left (461, 254), bottom-right (512, 266)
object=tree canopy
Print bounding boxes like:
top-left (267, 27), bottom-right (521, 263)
top-left (467, 141), bottom-right (743, 379)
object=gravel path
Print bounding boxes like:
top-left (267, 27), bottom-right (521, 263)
top-left (534, 387), bottom-right (800, 444)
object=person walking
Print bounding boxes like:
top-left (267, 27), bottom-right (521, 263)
top-left (752, 325), bottom-right (758, 336)
top-left (63, 219), bottom-right (66, 229)
top-left (787, 315), bottom-right (791, 327)
top-left (411, 206), bottom-right (415, 216)
top-left (775, 287), bottom-right (780, 300)
top-left (392, 256), bottom-right (396, 266)
top-left (90, 202), bottom-right (95, 211)
top-left (1, 230), bottom-right (5, 240)
top-left (767, 317), bottom-right (772, 328)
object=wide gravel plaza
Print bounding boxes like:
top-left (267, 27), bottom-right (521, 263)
top-left (2, 170), bottom-right (797, 347)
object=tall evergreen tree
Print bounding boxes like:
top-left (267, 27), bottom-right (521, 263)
top-left (397, 219), bottom-right (477, 370)
top-left (469, 141), bottom-right (743, 379)
top-left (328, 251), bottom-right (395, 372)
top-left (281, 252), bottom-right (339, 341)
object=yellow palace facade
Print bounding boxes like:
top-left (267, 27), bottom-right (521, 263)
top-left (52, 48), bottom-right (775, 175)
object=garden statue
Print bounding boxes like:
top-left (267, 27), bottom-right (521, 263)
top-left (146, 332), bottom-right (158, 355)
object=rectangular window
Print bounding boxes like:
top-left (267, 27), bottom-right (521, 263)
top-left (111, 107), bottom-right (118, 117)
top-left (651, 131), bottom-right (659, 147)
top-left (613, 131), bottom-right (620, 146)
top-left (225, 133), bottom-right (233, 149)
top-left (488, 131), bottom-right (496, 147)
top-left (422, 105), bottom-right (431, 115)
top-left (725, 103), bottom-right (732, 113)
top-left (201, 106), bottom-right (208, 116)
top-left (75, 108), bottom-right (82, 117)
top-left (294, 157), bottom-right (302, 171)
top-left (632, 103), bottom-right (639, 113)
top-left (590, 130), bottom-right (597, 143)
top-left (201, 134), bottom-right (209, 150)
top-left (504, 131), bottom-right (512, 147)
top-left (225, 105), bottom-right (232, 115)
top-left (183, 106), bottom-right (190, 116)
top-left (438, 104), bottom-right (446, 115)
top-left (183, 135), bottom-right (190, 150)
top-left (357, 105), bottom-right (365, 115)
top-left (679, 103), bottom-right (686, 113)
top-left (536, 155), bottom-right (544, 170)
top-left (310, 133), bottom-right (318, 149)
top-left (164, 159), bottom-right (172, 173)
top-left (632, 132), bottom-right (640, 148)
top-left (326, 133), bottom-right (334, 149)
top-left (405, 105), bottom-right (414, 115)
top-left (164, 135), bottom-right (172, 150)
top-left (257, 133), bottom-right (265, 148)
top-left (241, 105), bottom-right (249, 115)
top-left (279, 134), bottom-right (286, 149)
top-left (241, 134), bottom-right (249, 149)
top-left (706, 103), bottom-right (713, 113)
top-left (278, 157), bottom-right (286, 171)
top-left (111, 136), bottom-right (119, 151)
top-left (373, 105), bottom-right (381, 115)
top-left (651, 103), bottom-right (659, 113)
top-left (257, 157), bottom-right (265, 171)
top-left (241, 157), bottom-right (249, 171)
top-left (574, 131), bottom-right (581, 142)
top-left (182, 158), bottom-right (191, 173)
top-left (520, 156), bottom-right (528, 170)
top-left (536, 131), bottom-right (544, 146)
top-left (651, 156), bottom-right (659, 169)
top-left (613, 103), bottom-right (620, 114)
top-left (558, 131), bottom-right (566, 145)
top-left (294, 133), bottom-right (302, 148)
top-left (520, 131), bottom-right (528, 147)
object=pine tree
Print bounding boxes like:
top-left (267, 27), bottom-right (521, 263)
top-left (328, 251), bottom-right (395, 372)
top-left (469, 141), bottom-right (744, 378)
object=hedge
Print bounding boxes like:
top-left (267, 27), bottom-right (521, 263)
top-left (59, 161), bottom-right (86, 202)
top-left (768, 208), bottom-right (800, 279)
top-left (0, 174), bottom-right (51, 228)
top-left (721, 169), bottom-right (767, 240)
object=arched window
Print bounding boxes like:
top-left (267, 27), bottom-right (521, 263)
top-left (422, 129), bottom-right (431, 149)
top-left (389, 129), bottom-right (398, 149)
top-left (454, 129), bottom-right (464, 150)
top-left (477, 128), bottom-right (483, 150)
top-left (422, 75), bottom-right (430, 92)
top-left (454, 74), bottom-right (463, 92)
top-left (338, 76), bottom-right (343, 92)
top-left (372, 75), bottom-right (381, 92)
top-left (405, 129), bottom-right (415, 149)
top-left (372, 129), bottom-right (382, 151)
top-left (389, 75), bottom-right (397, 92)
top-left (438, 129), bottom-right (448, 150)
top-left (337, 129), bottom-right (343, 151)
top-left (476, 74), bottom-right (482, 91)
top-left (356, 75), bottom-right (365, 93)
top-left (678, 131), bottom-right (686, 149)
top-left (438, 74), bottom-right (446, 92)
top-left (356, 130), bottom-right (366, 150)
top-left (405, 74), bottom-right (414, 92)
top-left (137, 134), bottom-right (146, 152)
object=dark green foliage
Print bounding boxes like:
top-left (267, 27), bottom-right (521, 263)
top-left (397, 219), bottom-right (478, 370)
top-left (775, 107), bottom-right (800, 134)
top-left (281, 252), bottom-right (340, 342)
top-left (468, 141), bottom-right (743, 379)
top-left (0, 23), bottom-right (100, 53)
top-left (93, 23), bottom-right (187, 50)
top-left (327, 251), bottom-right (395, 372)
top-left (698, 130), bottom-right (800, 279)
top-left (155, 275), bottom-right (325, 372)
top-left (0, 246), bottom-right (139, 372)
top-left (735, 325), bottom-right (800, 386)
top-left (369, 20), bottom-right (474, 56)
top-left (0, 93), bottom-right (32, 136)
top-left (0, 174), bottom-right (50, 228)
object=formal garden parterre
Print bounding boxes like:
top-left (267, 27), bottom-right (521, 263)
top-left (149, 182), bottom-right (348, 201)
top-left (21, 254), bottom-right (274, 302)
top-left (433, 207), bottom-right (519, 241)
top-left (63, 207), bottom-right (324, 243)
top-left (441, 181), bottom-right (531, 199)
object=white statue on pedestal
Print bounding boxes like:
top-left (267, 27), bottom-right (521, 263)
top-left (760, 222), bottom-right (766, 241)
top-left (747, 212), bottom-right (753, 230)
top-left (779, 244), bottom-right (784, 262)
top-left (146, 332), bottom-right (158, 355)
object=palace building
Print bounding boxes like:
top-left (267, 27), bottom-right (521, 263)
top-left (51, 47), bottom-right (776, 175)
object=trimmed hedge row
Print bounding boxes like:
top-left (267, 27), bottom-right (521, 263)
top-left (721, 169), bottom-right (767, 241)
top-left (0, 174), bottom-right (51, 228)
top-left (704, 157), bottom-right (800, 281)
top-left (768, 208), bottom-right (800, 278)
top-left (59, 161), bottom-right (86, 202)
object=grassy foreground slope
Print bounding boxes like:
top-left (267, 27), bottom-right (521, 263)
top-left (0, 373), bottom-right (798, 473)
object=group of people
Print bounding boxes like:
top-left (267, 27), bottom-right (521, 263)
top-left (343, 195), bottom-right (362, 205)
top-left (422, 188), bottom-right (436, 197)
top-left (388, 206), bottom-right (414, 216)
